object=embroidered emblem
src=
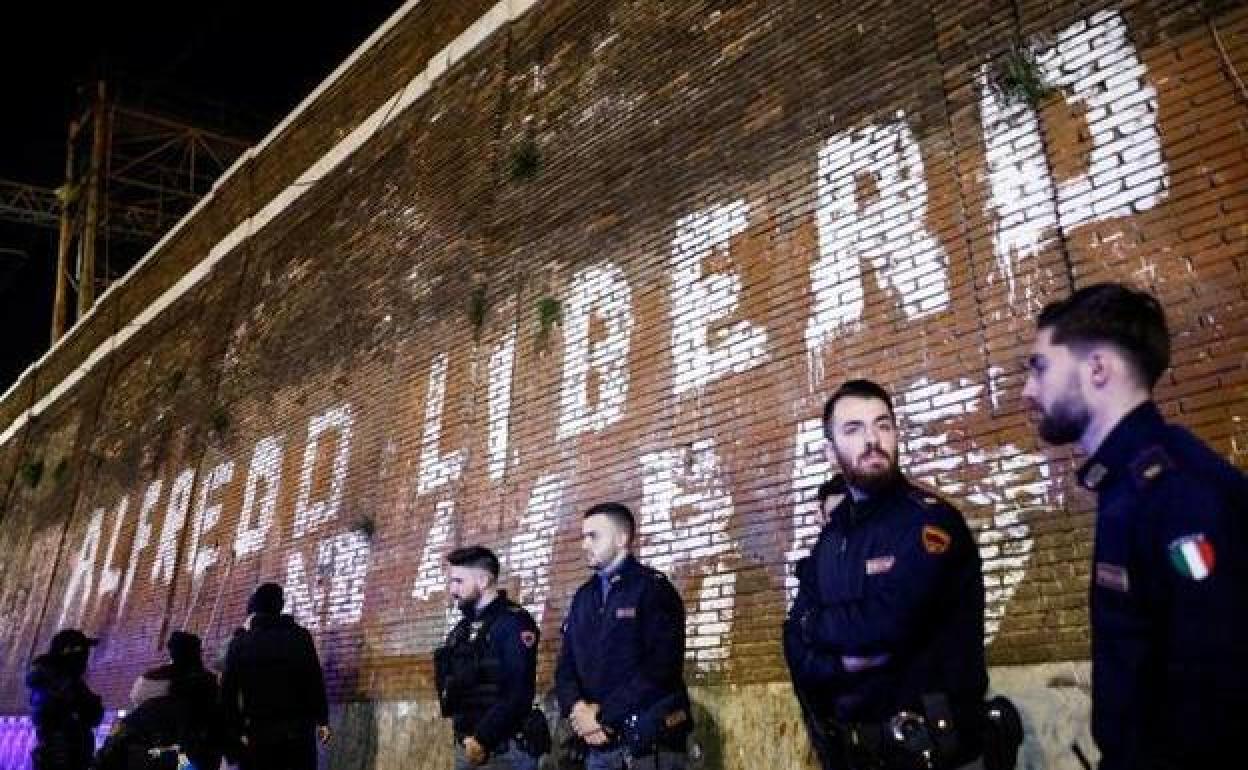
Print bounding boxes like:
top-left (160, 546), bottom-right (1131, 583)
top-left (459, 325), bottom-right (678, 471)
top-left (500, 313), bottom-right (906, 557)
top-left (921, 525), bottom-right (951, 555)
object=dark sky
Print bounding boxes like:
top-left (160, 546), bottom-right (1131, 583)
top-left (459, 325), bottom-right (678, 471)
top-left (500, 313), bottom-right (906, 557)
top-left (0, 1), bottom-right (403, 393)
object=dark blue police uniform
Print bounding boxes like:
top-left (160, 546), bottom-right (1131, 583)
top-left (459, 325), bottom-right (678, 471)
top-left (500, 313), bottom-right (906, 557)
top-left (437, 592), bottom-right (540, 766)
top-left (554, 555), bottom-right (692, 762)
top-left (1077, 402), bottom-right (1247, 770)
top-left (784, 477), bottom-right (987, 768)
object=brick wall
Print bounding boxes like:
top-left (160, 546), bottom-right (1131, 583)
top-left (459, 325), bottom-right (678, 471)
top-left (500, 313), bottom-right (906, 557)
top-left (0, 0), bottom-right (1245, 762)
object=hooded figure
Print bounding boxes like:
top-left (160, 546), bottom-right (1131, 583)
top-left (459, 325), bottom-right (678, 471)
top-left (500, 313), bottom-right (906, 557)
top-left (27, 629), bottom-right (105, 770)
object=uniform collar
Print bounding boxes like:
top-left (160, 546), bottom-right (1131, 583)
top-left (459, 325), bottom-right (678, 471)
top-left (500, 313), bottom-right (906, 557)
top-left (468, 590), bottom-right (509, 622)
top-left (596, 553), bottom-right (639, 587)
top-left (1077, 401), bottom-right (1165, 491)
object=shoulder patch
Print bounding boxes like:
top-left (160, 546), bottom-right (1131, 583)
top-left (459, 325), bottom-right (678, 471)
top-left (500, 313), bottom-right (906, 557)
top-left (1129, 445), bottom-right (1172, 487)
top-left (921, 525), bottom-right (951, 555)
top-left (1168, 534), bottom-right (1215, 581)
top-left (520, 630), bottom-right (538, 648)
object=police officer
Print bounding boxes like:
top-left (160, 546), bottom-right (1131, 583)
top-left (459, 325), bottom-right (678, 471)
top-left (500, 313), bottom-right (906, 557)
top-left (26, 629), bottom-right (104, 770)
top-left (785, 380), bottom-right (988, 770)
top-left (1023, 282), bottom-right (1247, 769)
top-left (221, 582), bottom-right (330, 770)
top-left (434, 545), bottom-right (542, 769)
top-left (555, 502), bottom-right (692, 770)
top-left (787, 476), bottom-right (848, 770)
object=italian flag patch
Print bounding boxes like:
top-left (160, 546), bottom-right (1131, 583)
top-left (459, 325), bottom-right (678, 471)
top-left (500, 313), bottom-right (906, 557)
top-left (1168, 534), bottom-right (1215, 581)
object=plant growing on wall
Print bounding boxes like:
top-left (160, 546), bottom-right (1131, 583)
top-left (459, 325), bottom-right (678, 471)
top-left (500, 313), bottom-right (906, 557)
top-left (19, 459), bottom-right (44, 489)
top-left (209, 405), bottom-right (230, 437)
top-left (509, 138), bottom-right (541, 181)
top-left (351, 513), bottom-right (378, 539)
top-left (992, 42), bottom-right (1055, 107)
top-left (468, 284), bottom-right (489, 341)
top-left (535, 295), bottom-right (562, 352)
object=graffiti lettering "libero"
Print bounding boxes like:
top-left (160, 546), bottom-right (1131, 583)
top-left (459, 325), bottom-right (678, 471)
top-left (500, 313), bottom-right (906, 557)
top-left (58, 12), bottom-right (1161, 668)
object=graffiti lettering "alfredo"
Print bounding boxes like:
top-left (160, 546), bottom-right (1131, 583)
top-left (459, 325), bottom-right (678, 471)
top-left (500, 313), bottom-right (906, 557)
top-left (56, 12), bottom-right (1162, 667)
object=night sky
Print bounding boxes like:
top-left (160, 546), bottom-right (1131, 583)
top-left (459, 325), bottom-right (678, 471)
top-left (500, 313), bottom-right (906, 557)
top-left (0, 1), bottom-right (403, 393)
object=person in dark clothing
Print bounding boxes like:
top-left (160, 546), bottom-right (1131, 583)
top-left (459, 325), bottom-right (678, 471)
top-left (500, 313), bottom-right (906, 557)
top-left (26, 628), bottom-right (104, 770)
top-left (123, 631), bottom-right (224, 770)
top-left (555, 502), bottom-right (692, 770)
top-left (221, 583), bottom-right (330, 770)
top-left (787, 476), bottom-right (848, 770)
top-left (95, 677), bottom-right (184, 770)
top-left (1024, 283), bottom-right (1247, 769)
top-left (434, 545), bottom-right (542, 769)
top-left (784, 380), bottom-right (988, 770)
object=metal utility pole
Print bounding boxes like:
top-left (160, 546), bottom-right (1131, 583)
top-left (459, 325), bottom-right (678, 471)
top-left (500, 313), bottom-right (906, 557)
top-left (76, 81), bottom-right (109, 320)
top-left (0, 80), bottom-right (250, 343)
top-left (51, 120), bottom-right (80, 343)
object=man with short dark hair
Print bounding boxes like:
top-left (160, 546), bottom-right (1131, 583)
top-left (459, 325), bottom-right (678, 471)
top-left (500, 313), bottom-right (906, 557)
top-left (555, 502), bottom-right (692, 770)
top-left (435, 545), bottom-right (542, 769)
top-left (1024, 282), bottom-right (1247, 769)
top-left (221, 582), bottom-right (330, 770)
top-left (26, 629), bottom-right (104, 770)
top-left (786, 379), bottom-right (988, 769)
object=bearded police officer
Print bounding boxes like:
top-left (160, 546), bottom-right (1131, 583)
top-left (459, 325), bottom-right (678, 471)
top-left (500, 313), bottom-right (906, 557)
top-left (1023, 283), bottom-right (1247, 769)
top-left (435, 546), bottom-right (544, 769)
top-left (785, 380), bottom-right (990, 769)
top-left (555, 502), bottom-right (693, 770)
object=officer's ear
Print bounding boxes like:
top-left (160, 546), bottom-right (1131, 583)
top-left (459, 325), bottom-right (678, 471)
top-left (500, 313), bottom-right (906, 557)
top-left (1084, 347), bottom-right (1113, 390)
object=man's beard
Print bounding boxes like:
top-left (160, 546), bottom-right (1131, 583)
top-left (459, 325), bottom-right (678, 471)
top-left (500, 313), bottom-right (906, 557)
top-left (837, 446), bottom-right (902, 496)
top-left (1036, 383), bottom-right (1091, 446)
top-left (456, 595), bottom-right (480, 615)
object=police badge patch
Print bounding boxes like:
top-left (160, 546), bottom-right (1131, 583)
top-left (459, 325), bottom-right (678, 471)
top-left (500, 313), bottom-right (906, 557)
top-left (520, 630), bottom-right (537, 648)
top-left (921, 525), bottom-right (951, 555)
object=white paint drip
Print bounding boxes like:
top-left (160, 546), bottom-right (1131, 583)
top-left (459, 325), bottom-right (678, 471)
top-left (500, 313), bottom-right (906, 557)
top-left (186, 460), bottom-right (234, 581)
top-left (411, 500), bottom-right (456, 603)
top-left (150, 469), bottom-right (195, 587)
top-left (898, 377), bottom-right (1049, 643)
top-left (117, 480), bottom-right (161, 620)
top-left (58, 508), bottom-right (104, 628)
top-left (669, 201), bottom-right (769, 395)
top-left (94, 496), bottom-right (130, 610)
top-left (809, 112), bottom-right (950, 386)
top-left (556, 264), bottom-right (635, 440)
top-left (417, 354), bottom-right (465, 494)
top-left (505, 473), bottom-right (564, 624)
top-left (234, 435), bottom-right (284, 558)
top-left (980, 10), bottom-right (1167, 305)
top-left (293, 404), bottom-right (355, 539)
top-left (639, 439), bottom-right (738, 670)
top-left (487, 327), bottom-right (517, 481)
top-left (285, 531), bottom-right (372, 630)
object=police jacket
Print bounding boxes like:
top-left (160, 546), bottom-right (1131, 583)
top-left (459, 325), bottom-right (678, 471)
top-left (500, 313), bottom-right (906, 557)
top-left (554, 555), bottom-right (692, 744)
top-left (26, 653), bottom-right (103, 770)
top-left (784, 477), bottom-right (987, 735)
top-left (221, 612), bottom-right (329, 732)
top-left (1078, 402), bottom-right (1247, 770)
top-left (438, 592), bottom-right (539, 752)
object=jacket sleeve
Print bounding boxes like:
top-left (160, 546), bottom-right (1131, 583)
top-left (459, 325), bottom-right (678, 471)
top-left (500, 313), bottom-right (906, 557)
top-left (598, 576), bottom-right (686, 728)
top-left (805, 512), bottom-right (966, 653)
top-left (471, 613), bottom-right (539, 752)
top-left (554, 594), bottom-right (584, 717)
top-left (300, 628), bottom-right (330, 726)
top-left (220, 633), bottom-right (244, 734)
top-left (784, 558), bottom-right (844, 685)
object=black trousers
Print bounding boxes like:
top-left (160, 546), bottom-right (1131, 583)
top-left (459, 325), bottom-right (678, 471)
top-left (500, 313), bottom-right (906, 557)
top-left (240, 722), bottom-right (317, 770)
